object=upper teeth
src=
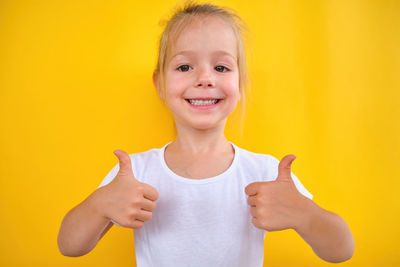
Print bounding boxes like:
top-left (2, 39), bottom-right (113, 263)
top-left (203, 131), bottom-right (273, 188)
top-left (188, 99), bottom-right (218, 105)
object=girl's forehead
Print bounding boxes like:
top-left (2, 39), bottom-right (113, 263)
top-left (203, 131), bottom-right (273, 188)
top-left (168, 16), bottom-right (237, 59)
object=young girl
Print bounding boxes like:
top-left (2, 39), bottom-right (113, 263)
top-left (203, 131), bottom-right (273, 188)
top-left (58, 1), bottom-right (354, 266)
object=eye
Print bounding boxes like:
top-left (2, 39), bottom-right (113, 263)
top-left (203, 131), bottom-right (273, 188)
top-left (177, 65), bottom-right (192, 72)
top-left (215, 65), bottom-right (230, 73)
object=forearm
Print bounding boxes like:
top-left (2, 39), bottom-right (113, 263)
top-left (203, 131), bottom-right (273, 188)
top-left (294, 199), bottom-right (355, 263)
top-left (57, 188), bottom-right (111, 257)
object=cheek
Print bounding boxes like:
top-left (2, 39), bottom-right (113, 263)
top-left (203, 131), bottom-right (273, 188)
top-left (221, 71), bottom-right (239, 91)
top-left (165, 72), bottom-right (188, 96)
top-left (223, 79), bottom-right (240, 98)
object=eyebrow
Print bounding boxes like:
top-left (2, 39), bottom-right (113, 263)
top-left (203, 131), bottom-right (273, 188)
top-left (171, 50), bottom-right (236, 60)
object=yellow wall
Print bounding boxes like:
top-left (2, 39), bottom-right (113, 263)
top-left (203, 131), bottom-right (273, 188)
top-left (0, 0), bottom-right (399, 266)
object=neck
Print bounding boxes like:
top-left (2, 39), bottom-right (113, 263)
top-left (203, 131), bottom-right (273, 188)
top-left (168, 119), bottom-right (232, 155)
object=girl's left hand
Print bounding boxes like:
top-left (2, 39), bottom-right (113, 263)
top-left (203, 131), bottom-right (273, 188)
top-left (245, 155), bottom-right (312, 232)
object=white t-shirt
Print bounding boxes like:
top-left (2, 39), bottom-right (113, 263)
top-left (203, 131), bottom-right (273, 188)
top-left (98, 142), bottom-right (313, 267)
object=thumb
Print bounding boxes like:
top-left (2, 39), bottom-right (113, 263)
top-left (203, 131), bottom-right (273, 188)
top-left (113, 149), bottom-right (135, 178)
top-left (277, 154), bottom-right (296, 181)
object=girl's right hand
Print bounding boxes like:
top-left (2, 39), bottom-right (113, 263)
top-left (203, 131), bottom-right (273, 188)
top-left (98, 149), bottom-right (159, 229)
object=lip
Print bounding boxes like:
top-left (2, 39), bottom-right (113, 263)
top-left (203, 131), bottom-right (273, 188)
top-left (185, 99), bottom-right (222, 110)
top-left (185, 97), bottom-right (222, 101)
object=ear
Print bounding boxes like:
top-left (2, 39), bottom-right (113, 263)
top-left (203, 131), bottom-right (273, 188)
top-left (153, 71), bottom-right (164, 102)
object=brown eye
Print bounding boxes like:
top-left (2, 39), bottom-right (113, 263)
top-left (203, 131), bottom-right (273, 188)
top-left (215, 65), bottom-right (229, 72)
top-left (177, 65), bottom-right (191, 72)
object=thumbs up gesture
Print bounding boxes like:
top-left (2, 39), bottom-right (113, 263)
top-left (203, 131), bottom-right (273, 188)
top-left (98, 149), bottom-right (159, 229)
top-left (245, 155), bottom-right (311, 232)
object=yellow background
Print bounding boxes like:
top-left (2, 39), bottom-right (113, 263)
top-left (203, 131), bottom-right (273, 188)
top-left (1, 0), bottom-right (399, 266)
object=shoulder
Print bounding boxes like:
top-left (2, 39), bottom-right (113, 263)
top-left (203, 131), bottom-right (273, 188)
top-left (127, 143), bottom-right (168, 181)
top-left (124, 142), bottom-right (170, 163)
top-left (129, 146), bottom-right (161, 163)
top-left (235, 144), bottom-right (279, 168)
top-left (233, 144), bottom-right (281, 180)
top-left (128, 145), bottom-right (164, 171)
top-left (98, 144), bottom-right (166, 188)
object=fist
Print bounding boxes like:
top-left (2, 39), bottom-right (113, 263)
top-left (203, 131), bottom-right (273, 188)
top-left (245, 155), bottom-right (309, 232)
top-left (99, 149), bottom-right (159, 229)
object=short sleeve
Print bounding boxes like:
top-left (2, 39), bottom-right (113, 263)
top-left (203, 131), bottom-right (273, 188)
top-left (98, 163), bottom-right (119, 188)
top-left (290, 172), bottom-right (313, 200)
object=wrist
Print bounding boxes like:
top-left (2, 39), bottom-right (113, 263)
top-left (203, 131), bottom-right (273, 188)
top-left (293, 196), bottom-right (319, 234)
top-left (88, 187), bottom-right (111, 222)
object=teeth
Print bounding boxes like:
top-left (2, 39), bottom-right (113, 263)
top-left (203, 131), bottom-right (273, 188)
top-left (188, 99), bottom-right (218, 105)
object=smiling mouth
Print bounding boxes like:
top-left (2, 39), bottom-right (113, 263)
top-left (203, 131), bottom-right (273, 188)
top-left (185, 99), bottom-right (222, 105)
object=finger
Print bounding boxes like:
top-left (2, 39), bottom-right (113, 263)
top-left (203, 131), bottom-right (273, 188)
top-left (135, 209), bottom-right (153, 222)
top-left (143, 185), bottom-right (159, 201)
top-left (247, 195), bottom-right (257, 207)
top-left (141, 198), bottom-right (157, 212)
top-left (245, 182), bottom-right (261, 196)
top-left (250, 206), bottom-right (258, 217)
top-left (130, 219), bottom-right (145, 229)
top-left (122, 219), bottom-right (144, 229)
top-left (277, 154), bottom-right (296, 181)
top-left (251, 217), bottom-right (263, 229)
top-left (113, 149), bottom-right (134, 177)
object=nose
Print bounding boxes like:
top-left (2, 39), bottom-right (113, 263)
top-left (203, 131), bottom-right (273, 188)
top-left (195, 67), bottom-right (215, 88)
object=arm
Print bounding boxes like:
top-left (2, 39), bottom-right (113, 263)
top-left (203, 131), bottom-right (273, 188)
top-left (245, 155), bottom-right (355, 263)
top-left (57, 187), bottom-right (112, 257)
top-left (294, 199), bottom-right (355, 263)
top-left (57, 149), bottom-right (159, 257)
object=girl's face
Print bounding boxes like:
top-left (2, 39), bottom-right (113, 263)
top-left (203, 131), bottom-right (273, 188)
top-left (159, 16), bottom-right (240, 131)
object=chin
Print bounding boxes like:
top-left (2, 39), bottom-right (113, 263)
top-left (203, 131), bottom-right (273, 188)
top-left (190, 120), bottom-right (226, 131)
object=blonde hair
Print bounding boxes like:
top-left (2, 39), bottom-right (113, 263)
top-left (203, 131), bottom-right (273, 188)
top-left (154, 0), bottom-right (250, 131)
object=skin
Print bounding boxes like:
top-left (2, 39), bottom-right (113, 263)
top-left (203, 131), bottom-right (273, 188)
top-left (245, 155), bottom-right (355, 263)
top-left (153, 15), bottom-right (355, 263)
top-left (58, 14), bottom-right (355, 262)
top-left (153, 15), bottom-right (240, 156)
top-left (57, 150), bottom-right (159, 257)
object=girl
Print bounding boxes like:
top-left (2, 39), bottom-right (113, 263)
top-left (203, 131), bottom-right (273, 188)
top-left (57, 1), bottom-right (355, 266)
